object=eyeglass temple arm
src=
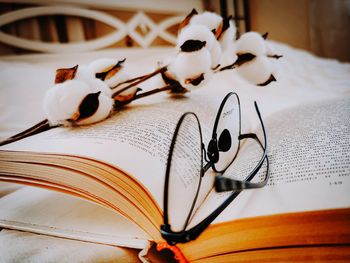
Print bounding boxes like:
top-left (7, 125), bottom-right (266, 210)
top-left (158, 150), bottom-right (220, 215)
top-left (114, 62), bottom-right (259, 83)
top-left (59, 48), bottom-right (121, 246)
top-left (185, 188), bottom-right (242, 242)
top-left (215, 101), bottom-right (269, 192)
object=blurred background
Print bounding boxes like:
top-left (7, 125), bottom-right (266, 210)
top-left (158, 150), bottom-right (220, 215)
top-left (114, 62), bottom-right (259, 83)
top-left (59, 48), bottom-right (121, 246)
top-left (0, 0), bottom-right (349, 62)
top-left (209, 0), bottom-right (350, 62)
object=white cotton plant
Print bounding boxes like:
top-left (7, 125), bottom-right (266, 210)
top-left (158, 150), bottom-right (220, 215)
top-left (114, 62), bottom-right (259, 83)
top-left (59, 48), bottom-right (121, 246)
top-left (42, 57), bottom-right (146, 126)
top-left (43, 79), bottom-right (113, 126)
top-left (235, 56), bottom-right (275, 86)
top-left (230, 31), bottom-right (281, 86)
top-left (169, 48), bottom-right (213, 89)
top-left (234, 32), bottom-right (267, 56)
top-left (0, 9), bottom-right (282, 147)
top-left (210, 40), bottom-right (222, 69)
top-left (189, 11), bottom-right (237, 53)
top-left (88, 58), bottom-right (138, 97)
top-left (177, 24), bottom-right (216, 52)
top-left (190, 11), bottom-right (222, 33)
top-left (43, 80), bottom-right (90, 125)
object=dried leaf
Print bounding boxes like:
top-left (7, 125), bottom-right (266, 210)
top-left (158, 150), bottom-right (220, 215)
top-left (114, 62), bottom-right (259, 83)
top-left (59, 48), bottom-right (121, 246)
top-left (170, 85), bottom-right (188, 94)
top-left (214, 20), bottom-right (223, 39)
top-left (113, 88), bottom-right (141, 106)
top-left (180, 40), bottom-right (206, 52)
top-left (95, 58), bottom-right (126, 81)
top-left (217, 16), bottom-right (232, 40)
top-left (55, 65), bottom-right (78, 84)
top-left (161, 69), bottom-right (180, 86)
top-left (258, 75), bottom-right (276, 86)
top-left (185, 73), bottom-right (205, 86)
top-left (268, 54), bottom-right (283, 59)
top-left (69, 91), bottom-right (101, 121)
top-left (234, 53), bottom-right (256, 67)
top-left (178, 9), bottom-right (198, 32)
top-left (212, 64), bottom-right (221, 70)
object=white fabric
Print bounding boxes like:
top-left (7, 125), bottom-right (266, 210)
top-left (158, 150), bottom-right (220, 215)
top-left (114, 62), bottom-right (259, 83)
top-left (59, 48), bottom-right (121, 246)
top-left (0, 43), bottom-right (350, 262)
top-left (0, 229), bottom-right (141, 263)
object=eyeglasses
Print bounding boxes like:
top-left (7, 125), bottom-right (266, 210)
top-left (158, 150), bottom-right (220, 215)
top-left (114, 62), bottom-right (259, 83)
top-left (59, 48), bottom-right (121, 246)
top-left (160, 92), bottom-right (269, 245)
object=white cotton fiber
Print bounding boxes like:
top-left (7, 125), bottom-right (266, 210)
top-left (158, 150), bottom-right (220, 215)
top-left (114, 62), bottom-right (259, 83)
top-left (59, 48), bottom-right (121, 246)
top-left (88, 58), bottom-right (120, 73)
top-left (220, 43), bottom-right (238, 66)
top-left (236, 56), bottom-right (274, 85)
top-left (235, 32), bottom-right (267, 56)
top-left (171, 48), bottom-right (211, 81)
top-left (75, 93), bottom-right (114, 125)
top-left (190, 11), bottom-right (222, 32)
top-left (89, 78), bottom-right (112, 96)
top-left (183, 69), bottom-right (213, 90)
top-left (75, 63), bottom-right (112, 96)
top-left (265, 41), bottom-right (276, 56)
top-left (177, 24), bottom-right (215, 51)
top-left (170, 48), bottom-right (213, 89)
top-left (43, 80), bottom-right (90, 125)
top-left (210, 40), bottom-right (222, 69)
top-left (75, 64), bottom-right (95, 83)
top-left (219, 20), bottom-right (236, 52)
top-left (43, 79), bottom-right (114, 126)
top-left (88, 58), bottom-right (130, 89)
top-left (104, 69), bottom-right (129, 88)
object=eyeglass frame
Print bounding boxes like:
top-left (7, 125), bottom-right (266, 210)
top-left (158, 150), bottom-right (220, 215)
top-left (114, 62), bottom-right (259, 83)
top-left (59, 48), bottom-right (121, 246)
top-left (160, 92), bottom-right (269, 245)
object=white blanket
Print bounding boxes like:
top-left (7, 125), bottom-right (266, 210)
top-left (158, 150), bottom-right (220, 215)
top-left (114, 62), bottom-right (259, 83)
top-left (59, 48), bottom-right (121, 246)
top-left (0, 42), bottom-right (350, 262)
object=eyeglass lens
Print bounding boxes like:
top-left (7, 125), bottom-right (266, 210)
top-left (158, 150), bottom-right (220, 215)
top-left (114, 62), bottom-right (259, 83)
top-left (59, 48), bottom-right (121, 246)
top-left (167, 113), bottom-right (203, 232)
top-left (212, 93), bottom-right (241, 172)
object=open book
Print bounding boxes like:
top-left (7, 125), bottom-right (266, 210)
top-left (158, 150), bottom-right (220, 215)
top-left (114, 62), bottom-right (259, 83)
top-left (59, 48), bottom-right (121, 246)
top-left (0, 85), bottom-right (349, 262)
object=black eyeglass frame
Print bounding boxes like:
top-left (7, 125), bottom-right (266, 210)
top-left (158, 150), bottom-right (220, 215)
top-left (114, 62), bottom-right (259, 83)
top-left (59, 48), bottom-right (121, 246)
top-left (161, 92), bottom-right (269, 245)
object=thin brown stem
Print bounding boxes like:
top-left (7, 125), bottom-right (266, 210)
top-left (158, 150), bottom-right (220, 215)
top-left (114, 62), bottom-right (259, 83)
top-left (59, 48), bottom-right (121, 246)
top-left (112, 66), bottom-right (167, 98)
top-left (112, 74), bottom-right (147, 88)
top-left (115, 84), bottom-right (174, 107)
top-left (213, 62), bottom-right (236, 73)
top-left (0, 119), bottom-right (60, 147)
top-left (133, 85), bottom-right (173, 101)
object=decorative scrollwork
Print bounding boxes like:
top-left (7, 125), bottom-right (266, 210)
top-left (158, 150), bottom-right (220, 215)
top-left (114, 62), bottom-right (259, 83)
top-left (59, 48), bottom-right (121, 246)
top-left (0, 5), bottom-right (183, 53)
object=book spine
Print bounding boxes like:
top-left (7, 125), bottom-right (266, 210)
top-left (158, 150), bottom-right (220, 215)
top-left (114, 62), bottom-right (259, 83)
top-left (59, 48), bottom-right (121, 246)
top-left (157, 242), bottom-right (188, 263)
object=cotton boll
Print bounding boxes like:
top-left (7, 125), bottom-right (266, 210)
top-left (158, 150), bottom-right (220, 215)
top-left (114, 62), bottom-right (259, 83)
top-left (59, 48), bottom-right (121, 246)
top-left (88, 58), bottom-right (129, 88)
top-left (75, 64), bottom-right (95, 83)
top-left (89, 78), bottom-right (112, 97)
top-left (43, 78), bottom-right (114, 126)
top-left (210, 40), bottom-right (222, 69)
top-left (235, 32), bottom-right (267, 56)
top-left (265, 41), bottom-right (281, 58)
top-left (75, 63), bottom-right (112, 96)
top-left (190, 11), bottom-right (222, 32)
top-left (220, 42), bottom-right (238, 66)
top-left (103, 69), bottom-right (129, 88)
top-left (219, 20), bottom-right (237, 52)
top-left (235, 56), bottom-right (275, 85)
top-left (182, 69), bottom-right (213, 90)
top-left (171, 48), bottom-right (212, 89)
top-left (88, 58), bottom-right (120, 74)
top-left (177, 24), bottom-right (215, 51)
top-left (75, 93), bottom-right (114, 125)
top-left (43, 80), bottom-right (91, 125)
top-left (171, 48), bottom-right (211, 81)
top-left (162, 63), bottom-right (179, 84)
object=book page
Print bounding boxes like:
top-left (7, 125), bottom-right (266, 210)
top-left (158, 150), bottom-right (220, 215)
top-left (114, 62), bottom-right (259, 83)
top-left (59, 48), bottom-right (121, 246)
top-left (0, 186), bottom-right (150, 249)
top-left (0, 86), bottom-right (225, 210)
top-left (190, 97), bottom-right (350, 226)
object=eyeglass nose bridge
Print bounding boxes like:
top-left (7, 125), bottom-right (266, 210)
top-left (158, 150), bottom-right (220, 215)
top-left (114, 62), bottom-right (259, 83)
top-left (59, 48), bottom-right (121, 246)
top-left (207, 137), bottom-right (219, 163)
top-left (160, 224), bottom-right (193, 245)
